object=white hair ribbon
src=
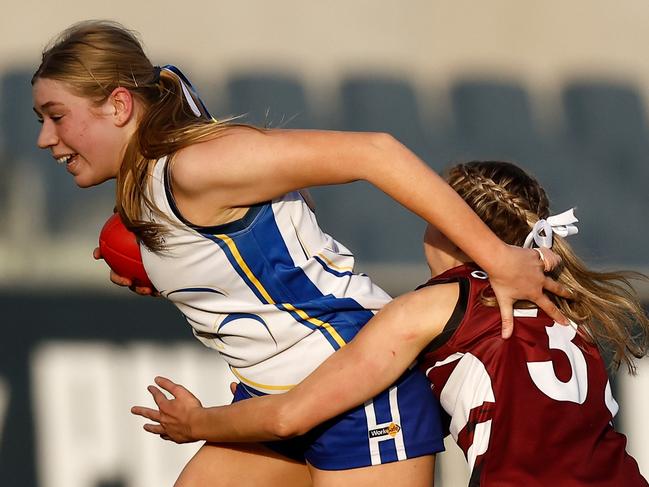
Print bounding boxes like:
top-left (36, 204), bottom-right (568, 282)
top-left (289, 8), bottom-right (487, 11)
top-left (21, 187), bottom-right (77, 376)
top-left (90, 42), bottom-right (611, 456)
top-left (523, 208), bottom-right (579, 248)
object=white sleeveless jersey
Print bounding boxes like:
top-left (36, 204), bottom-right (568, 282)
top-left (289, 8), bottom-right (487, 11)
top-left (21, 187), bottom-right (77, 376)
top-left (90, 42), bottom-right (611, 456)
top-left (141, 157), bottom-right (392, 393)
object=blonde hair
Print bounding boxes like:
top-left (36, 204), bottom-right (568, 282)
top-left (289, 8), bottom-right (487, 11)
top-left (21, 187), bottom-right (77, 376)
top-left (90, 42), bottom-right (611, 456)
top-left (447, 161), bottom-right (649, 372)
top-left (32, 20), bottom-right (246, 250)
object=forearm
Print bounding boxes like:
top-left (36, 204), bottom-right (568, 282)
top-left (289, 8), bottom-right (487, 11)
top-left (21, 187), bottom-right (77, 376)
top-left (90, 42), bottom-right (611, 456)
top-left (189, 348), bottom-right (398, 443)
top-left (154, 289), bottom-right (450, 445)
top-left (188, 290), bottom-right (444, 444)
top-left (189, 394), bottom-right (297, 442)
top-left (366, 135), bottom-right (507, 272)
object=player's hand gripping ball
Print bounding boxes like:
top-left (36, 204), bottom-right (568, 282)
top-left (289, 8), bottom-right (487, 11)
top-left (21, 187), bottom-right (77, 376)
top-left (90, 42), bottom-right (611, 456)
top-left (99, 213), bottom-right (154, 288)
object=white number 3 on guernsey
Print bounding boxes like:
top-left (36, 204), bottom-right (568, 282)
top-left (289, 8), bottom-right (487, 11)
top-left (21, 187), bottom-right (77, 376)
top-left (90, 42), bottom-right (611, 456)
top-left (527, 322), bottom-right (588, 404)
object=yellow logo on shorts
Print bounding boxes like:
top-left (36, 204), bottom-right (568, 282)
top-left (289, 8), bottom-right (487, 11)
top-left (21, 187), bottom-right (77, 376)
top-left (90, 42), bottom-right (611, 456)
top-left (368, 422), bottom-right (402, 439)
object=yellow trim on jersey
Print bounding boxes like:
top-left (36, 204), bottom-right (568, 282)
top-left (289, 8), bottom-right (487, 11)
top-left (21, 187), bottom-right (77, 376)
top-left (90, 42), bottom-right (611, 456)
top-left (316, 252), bottom-right (354, 272)
top-left (281, 303), bottom-right (347, 347)
top-left (215, 234), bottom-right (347, 348)
top-left (292, 223), bottom-right (353, 272)
top-left (230, 367), bottom-right (295, 391)
top-left (216, 234), bottom-right (276, 304)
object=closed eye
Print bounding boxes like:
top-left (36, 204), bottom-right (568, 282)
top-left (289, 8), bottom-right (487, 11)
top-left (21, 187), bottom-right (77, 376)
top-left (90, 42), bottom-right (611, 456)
top-left (32, 107), bottom-right (63, 124)
top-left (35, 115), bottom-right (63, 125)
top-left (32, 107), bottom-right (43, 124)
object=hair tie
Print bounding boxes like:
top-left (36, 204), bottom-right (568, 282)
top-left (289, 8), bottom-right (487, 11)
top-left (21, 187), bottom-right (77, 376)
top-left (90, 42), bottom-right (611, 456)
top-left (523, 208), bottom-right (579, 249)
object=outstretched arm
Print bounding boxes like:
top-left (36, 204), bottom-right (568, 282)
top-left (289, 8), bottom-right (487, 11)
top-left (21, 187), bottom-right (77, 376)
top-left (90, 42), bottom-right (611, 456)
top-left (131, 283), bottom-right (459, 443)
top-left (171, 129), bottom-right (569, 336)
top-left (104, 128), bottom-right (569, 333)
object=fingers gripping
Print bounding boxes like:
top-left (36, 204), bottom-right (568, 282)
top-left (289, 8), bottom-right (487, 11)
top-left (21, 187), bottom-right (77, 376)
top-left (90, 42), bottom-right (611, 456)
top-left (496, 296), bottom-right (515, 339)
top-left (543, 276), bottom-right (572, 300)
top-left (536, 293), bottom-right (569, 326)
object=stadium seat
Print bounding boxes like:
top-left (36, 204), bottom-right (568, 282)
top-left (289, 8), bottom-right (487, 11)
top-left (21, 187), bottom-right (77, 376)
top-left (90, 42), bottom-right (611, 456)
top-left (561, 81), bottom-right (649, 186)
top-left (339, 75), bottom-right (435, 164)
top-left (560, 81), bottom-right (649, 264)
top-left (563, 82), bottom-right (649, 148)
top-left (449, 78), bottom-right (545, 163)
top-left (309, 75), bottom-right (435, 262)
top-left (225, 73), bottom-right (318, 128)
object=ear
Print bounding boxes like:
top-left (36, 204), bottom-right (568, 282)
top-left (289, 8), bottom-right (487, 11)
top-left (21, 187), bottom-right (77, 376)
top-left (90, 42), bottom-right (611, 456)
top-left (108, 87), bottom-right (135, 127)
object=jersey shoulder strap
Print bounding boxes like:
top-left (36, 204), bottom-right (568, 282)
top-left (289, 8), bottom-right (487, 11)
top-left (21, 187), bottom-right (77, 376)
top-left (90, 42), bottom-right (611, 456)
top-left (416, 264), bottom-right (480, 355)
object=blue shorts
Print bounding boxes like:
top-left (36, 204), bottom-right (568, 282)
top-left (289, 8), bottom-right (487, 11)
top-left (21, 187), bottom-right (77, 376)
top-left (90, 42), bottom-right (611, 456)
top-left (232, 367), bottom-right (445, 470)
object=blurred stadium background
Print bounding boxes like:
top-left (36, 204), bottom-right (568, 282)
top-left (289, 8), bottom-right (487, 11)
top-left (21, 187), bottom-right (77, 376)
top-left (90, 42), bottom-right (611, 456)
top-left (1, 1), bottom-right (648, 486)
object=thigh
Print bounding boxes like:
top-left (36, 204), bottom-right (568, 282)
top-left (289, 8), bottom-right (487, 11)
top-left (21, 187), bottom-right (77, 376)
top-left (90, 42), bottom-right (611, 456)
top-left (309, 455), bottom-right (435, 487)
top-left (174, 442), bottom-right (312, 487)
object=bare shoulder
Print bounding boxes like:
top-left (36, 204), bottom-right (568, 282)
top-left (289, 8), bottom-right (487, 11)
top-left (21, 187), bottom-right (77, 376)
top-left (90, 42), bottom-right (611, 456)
top-left (380, 282), bottom-right (460, 341)
top-left (407, 282), bottom-right (459, 317)
top-left (166, 126), bottom-right (392, 209)
top-left (168, 127), bottom-right (319, 195)
top-left (393, 282), bottom-right (459, 307)
top-left (169, 126), bottom-right (262, 194)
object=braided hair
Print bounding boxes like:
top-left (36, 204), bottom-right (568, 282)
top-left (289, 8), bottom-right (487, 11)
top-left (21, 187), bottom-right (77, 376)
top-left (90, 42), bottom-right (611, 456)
top-left (446, 161), bottom-right (649, 372)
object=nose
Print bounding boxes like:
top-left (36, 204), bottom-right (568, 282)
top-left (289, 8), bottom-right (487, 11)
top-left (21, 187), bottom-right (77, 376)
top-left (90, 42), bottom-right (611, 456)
top-left (37, 120), bottom-right (58, 149)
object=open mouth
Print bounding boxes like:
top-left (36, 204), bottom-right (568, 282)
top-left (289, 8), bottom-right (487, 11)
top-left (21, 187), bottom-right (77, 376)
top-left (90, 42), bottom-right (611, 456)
top-left (55, 154), bottom-right (78, 165)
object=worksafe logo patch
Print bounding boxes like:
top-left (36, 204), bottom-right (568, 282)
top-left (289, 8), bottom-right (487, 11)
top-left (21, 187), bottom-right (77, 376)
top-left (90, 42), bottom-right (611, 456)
top-left (369, 422), bottom-right (401, 439)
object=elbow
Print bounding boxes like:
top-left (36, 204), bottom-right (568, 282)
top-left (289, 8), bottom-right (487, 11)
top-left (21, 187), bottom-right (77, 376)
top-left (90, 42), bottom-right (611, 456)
top-left (268, 401), bottom-right (311, 440)
top-left (368, 131), bottom-right (401, 153)
top-left (363, 132), bottom-right (412, 175)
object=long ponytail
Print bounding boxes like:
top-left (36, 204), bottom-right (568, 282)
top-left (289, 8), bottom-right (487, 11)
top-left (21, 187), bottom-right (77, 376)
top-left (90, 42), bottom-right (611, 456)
top-left (115, 66), bottom-right (231, 251)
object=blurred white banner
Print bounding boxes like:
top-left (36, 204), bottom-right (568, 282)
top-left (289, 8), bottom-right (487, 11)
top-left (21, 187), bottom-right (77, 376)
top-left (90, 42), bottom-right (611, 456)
top-left (27, 340), bottom-right (648, 487)
top-left (30, 342), bottom-right (236, 487)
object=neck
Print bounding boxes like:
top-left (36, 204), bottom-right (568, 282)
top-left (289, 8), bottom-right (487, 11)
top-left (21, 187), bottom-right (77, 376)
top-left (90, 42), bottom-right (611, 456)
top-left (427, 250), bottom-right (467, 278)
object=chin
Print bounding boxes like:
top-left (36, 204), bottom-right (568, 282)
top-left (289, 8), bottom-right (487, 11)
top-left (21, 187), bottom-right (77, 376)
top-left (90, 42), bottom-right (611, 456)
top-left (74, 173), bottom-right (113, 188)
top-left (73, 175), bottom-right (95, 188)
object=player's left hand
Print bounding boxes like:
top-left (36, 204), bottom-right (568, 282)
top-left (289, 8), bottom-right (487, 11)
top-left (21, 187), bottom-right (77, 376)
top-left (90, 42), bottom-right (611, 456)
top-left (130, 376), bottom-right (203, 443)
top-left (92, 247), bottom-right (159, 297)
top-left (488, 245), bottom-right (571, 339)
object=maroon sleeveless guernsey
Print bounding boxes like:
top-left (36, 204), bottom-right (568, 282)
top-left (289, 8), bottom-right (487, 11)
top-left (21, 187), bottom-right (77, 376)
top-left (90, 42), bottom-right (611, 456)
top-left (419, 264), bottom-right (647, 486)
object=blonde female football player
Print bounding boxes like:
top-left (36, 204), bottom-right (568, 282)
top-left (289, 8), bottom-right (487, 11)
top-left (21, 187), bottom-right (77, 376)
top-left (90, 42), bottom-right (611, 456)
top-left (33, 19), bottom-right (568, 487)
top-left (134, 161), bottom-right (649, 486)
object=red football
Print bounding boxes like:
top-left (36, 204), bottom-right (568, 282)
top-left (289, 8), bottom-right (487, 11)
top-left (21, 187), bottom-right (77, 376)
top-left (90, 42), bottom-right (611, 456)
top-left (98, 213), bottom-right (154, 288)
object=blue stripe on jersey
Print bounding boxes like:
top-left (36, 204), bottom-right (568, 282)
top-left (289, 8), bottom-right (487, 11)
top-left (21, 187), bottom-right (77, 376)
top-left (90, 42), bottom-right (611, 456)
top-left (314, 256), bottom-right (355, 278)
top-left (201, 203), bottom-right (374, 349)
top-left (202, 233), bottom-right (272, 305)
top-left (219, 313), bottom-right (278, 346)
top-left (167, 287), bottom-right (226, 297)
top-left (373, 389), bottom-right (396, 425)
top-left (201, 223), bottom-right (346, 349)
top-left (243, 205), bottom-right (375, 347)
top-left (379, 440), bottom-right (399, 463)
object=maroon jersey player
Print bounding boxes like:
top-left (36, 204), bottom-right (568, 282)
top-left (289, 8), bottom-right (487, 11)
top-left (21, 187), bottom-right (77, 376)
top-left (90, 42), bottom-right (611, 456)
top-left (420, 263), bottom-right (646, 485)
top-left (132, 161), bottom-right (649, 486)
